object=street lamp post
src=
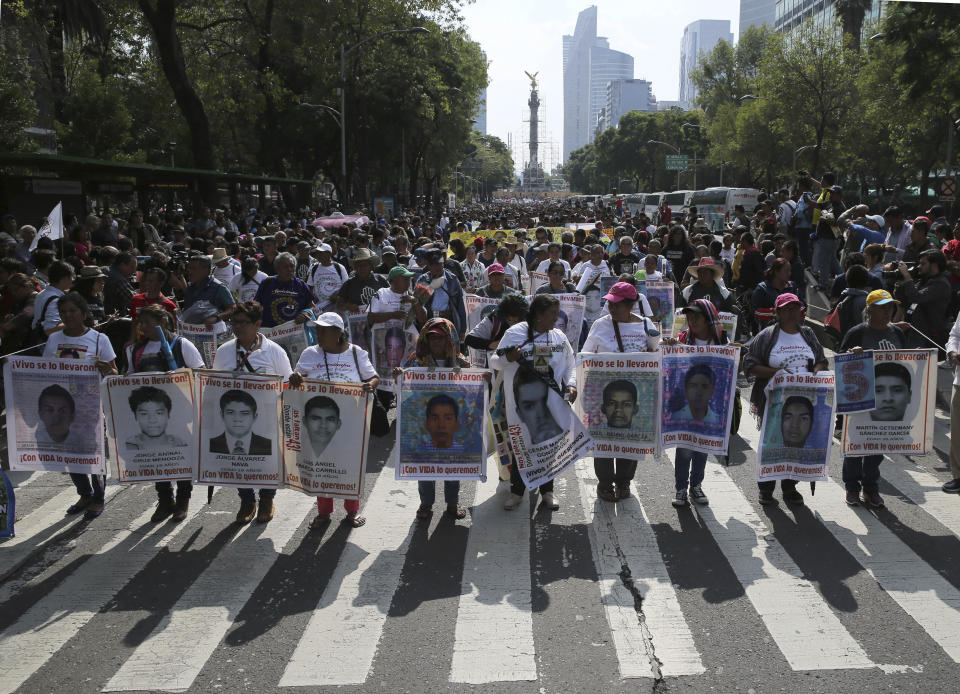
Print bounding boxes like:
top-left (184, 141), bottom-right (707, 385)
top-left (681, 123), bottom-right (706, 190)
top-left (647, 139), bottom-right (681, 190)
top-left (339, 27), bottom-right (429, 206)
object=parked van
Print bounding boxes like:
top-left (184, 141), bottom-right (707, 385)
top-left (688, 187), bottom-right (762, 232)
top-left (643, 192), bottom-right (664, 222)
top-left (624, 193), bottom-right (646, 216)
top-left (661, 190), bottom-right (693, 222)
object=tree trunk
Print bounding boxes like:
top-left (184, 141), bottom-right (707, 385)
top-left (139, 0), bottom-right (217, 203)
top-left (255, 0), bottom-right (281, 176)
top-left (46, 6), bottom-right (67, 123)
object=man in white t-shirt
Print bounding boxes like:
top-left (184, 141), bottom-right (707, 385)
top-left (229, 257), bottom-right (268, 303)
top-left (308, 243), bottom-right (347, 312)
top-left (535, 242), bottom-right (571, 277)
top-left (212, 248), bottom-right (241, 285)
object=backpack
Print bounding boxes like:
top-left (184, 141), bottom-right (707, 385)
top-left (30, 294), bottom-right (60, 345)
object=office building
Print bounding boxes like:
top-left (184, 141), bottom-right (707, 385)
top-left (774, 0), bottom-right (883, 35)
top-left (562, 6), bottom-right (634, 161)
top-left (604, 79), bottom-right (656, 130)
top-left (678, 20), bottom-right (733, 110)
top-left (474, 50), bottom-right (488, 135)
top-left (739, 0), bottom-right (777, 32)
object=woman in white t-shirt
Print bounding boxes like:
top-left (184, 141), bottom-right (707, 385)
top-left (126, 303), bottom-right (205, 523)
top-left (289, 312), bottom-right (379, 529)
top-left (212, 300), bottom-right (293, 525)
top-left (490, 294), bottom-right (577, 512)
top-left (743, 292), bottom-right (827, 507)
top-left (581, 282), bottom-right (658, 502)
top-left (42, 292), bottom-right (118, 520)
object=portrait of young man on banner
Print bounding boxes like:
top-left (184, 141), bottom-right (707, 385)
top-left (661, 345), bottom-right (738, 455)
top-left (282, 381), bottom-right (372, 499)
top-left (4, 356), bottom-right (105, 474)
top-left (103, 372), bottom-right (196, 484)
top-left (576, 353), bottom-right (660, 460)
top-left (758, 371), bottom-right (836, 483)
top-left (370, 320), bottom-right (418, 392)
top-left (195, 372), bottom-right (283, 488)
top-left (841, 349), bottom-right (937, 456)
top-left (396, 368), bottom-right (488, 481)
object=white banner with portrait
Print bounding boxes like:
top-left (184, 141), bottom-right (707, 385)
top-left (396, 368), bottom-right (489, 481)
top-left (261, 319), bottom-right (316, 370)
top-left (346, 309), bottom-right (370, 353)
top-left (194, 371), bottom-right (283, 488)
top-left (661, 345), bottom-right (739, 454)
top-left (641, 281), bottom-right (675, 336)
top-left (841, 349), bottom-right (937, 456)
top-left (527, 271), bottom-right (549, 296)
top-left (758, 371), bottom-right (836, 483)
top-left (504, 363), bottom-right (593, 488)
top-left (370, 319), bottom-right (418, 393)
top-left (556, 293), bottom-right (586, 349)
top-left (575, 353), bottom-right (660, 460)
top-left (464, 294), bottom-right (500, 368)
top-left (102, 370), bottom-right (196, 483)
top-left (4, 356), bottom-right (106, 474)
top-left (281, 380), bottom-right (372, 499)
top-left (179, 322), bottom-right (231, 368)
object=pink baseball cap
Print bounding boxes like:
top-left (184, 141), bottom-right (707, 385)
top-left (487, 263), bottom-right (505, 275)
top-left (773, 293), bottom-right (802, 310)
top-left (603, 281), bottom-right (639, 303)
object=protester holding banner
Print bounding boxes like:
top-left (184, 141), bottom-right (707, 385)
top-left (124, 304), bottom-right (205, 521)
top-left (474, 263), bottom-right (520, 300)
top-left (253, 252), bottom-right (315, 328)
top-left (580, 282), bottom-right (658, 501)
top-left (490, 294), bottom-right (577, 511)
top-left (212, 300), bottom-right (293, 523)
top-left (743, 293), bottom-right (827, 505)
top-left (289, 312), bottom-right (379, 528)
top-left (393, 318), bottom-right (472, 520)
top-left (838, 289), bottom-right (906, 507)
top-left (368, 266), bottom-right (425, 329)
top-left (662, 299), bottom-right (732, 507)
top-left (41, 292), bottom-right (118, 519)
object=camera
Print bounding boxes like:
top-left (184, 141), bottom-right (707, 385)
top-left (881, 262), bottom-right (918, 284)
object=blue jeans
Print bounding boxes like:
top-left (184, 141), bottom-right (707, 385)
top-left (238, 488), bottom-right (276, 502)
top-left (418, 480), bottom-right (460, 505)
top-left (70, 473), bottom-right (105, 501)
top-left (842, 455), bottom-right (883, 493)
top-left (674, 448), bottom-right (707, 491)
top-left (812, 237), bottom-right (839, 288)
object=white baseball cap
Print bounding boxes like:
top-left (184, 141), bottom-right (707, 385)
top-left (308, 312), bottom-right (344, 330)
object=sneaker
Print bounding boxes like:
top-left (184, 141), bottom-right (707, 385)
top-left (845, 490), bottom-right (860, 506)
top-left (503, 493), bottom-right (524, 510)
top-left (689, 485), bottom-right (709, 505)
top-left (172, 496), bottom-right (189, 522)
top-left (83, 500), bottom-right (105, 520)
top-left (66, 495), bottom-right (94, 515)
top-left (541, 492), bottom-right (560, 510)
top-left (943, 478), bottom-right (960, 494)
top-left (783, 489), bottom-right (804, 506)
top-left (256, 498), bottom-right (275, 523)
top-left (861, 490), bottom-right (885, 509)
top-left (236, 500), bottom-right (257, 524)
top-left (758, 490), bottom-right (777, 505)
top-left (151, 496), bottom-right (176, 522)
top-left (672, 489), bottom-right (689, 507)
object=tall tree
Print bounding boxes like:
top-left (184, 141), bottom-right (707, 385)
top-left (834, 0), bottom-right (873, 53)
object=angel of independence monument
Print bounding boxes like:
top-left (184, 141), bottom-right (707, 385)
top-left (522, 71), bottom-right (546, 191)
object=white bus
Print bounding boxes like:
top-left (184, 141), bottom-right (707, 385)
top-left (688, 187), bottom-right (762, 233)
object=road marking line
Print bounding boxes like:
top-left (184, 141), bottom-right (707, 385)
top-left (575, 459), bottom-right (704, 678)
top-left (279, 462), bottom-right (419, 687)
top-left (1, 485), bottom-right (121, 581)
top-left (105, 490), bottom-right (312, 692)
top-left (805, 476), bottom-right (960, 662)
top-left (696, 465), bottom-right (875, 671)
top-left (449, 476), bottom-right (537, 683)
top-left (0, 489), bottom-right (216, 694)
top-left (881, 455), bottom-right (960, 540)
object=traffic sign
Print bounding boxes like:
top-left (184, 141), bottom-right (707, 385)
top-left (665, 154), bottom-right (690, 171)
top-left (939, 176), bottom-right (957, 198)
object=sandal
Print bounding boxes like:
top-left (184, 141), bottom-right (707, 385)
top-left (344, 512), bottom-right (366, 528)
top-left (416, 504), bottom-right (433, 520)
top-left (445, 504), bottom-right (467, 519)
top-left (597, 486), bottom-right (618, 503)
top-left (309, 514), bottom-right (331, 529)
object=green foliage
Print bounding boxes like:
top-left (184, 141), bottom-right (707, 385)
top-left (58, 62), bottom-right (134, 159)
top-left (0, 40), bottom-right (38, 152)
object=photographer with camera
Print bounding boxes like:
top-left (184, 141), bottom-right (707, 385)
top-left (170, 254), bottom-right (236, 326)
top-left (893, 249), bottom-right (951, 350)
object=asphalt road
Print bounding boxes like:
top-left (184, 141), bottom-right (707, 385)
top-left (2, 390), bottom-right (960, 694)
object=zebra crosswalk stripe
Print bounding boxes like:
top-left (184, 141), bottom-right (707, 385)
top-left (879, 454), bottom-right (960, 540)
top-left (104, 490), bottom-right (314, 693)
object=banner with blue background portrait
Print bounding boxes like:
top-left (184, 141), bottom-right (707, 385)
top-left (661, 345), bottom-right (738, 455)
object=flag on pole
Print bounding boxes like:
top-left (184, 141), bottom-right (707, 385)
top-left (29, 201), bottom-right (63, 251)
